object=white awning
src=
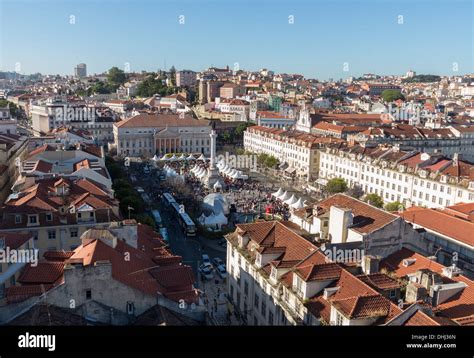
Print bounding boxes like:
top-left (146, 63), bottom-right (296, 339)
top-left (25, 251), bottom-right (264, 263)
top-left (272, 188), bottom-right (283, 198)
top-left (315, 178), bottom-right (328, 186)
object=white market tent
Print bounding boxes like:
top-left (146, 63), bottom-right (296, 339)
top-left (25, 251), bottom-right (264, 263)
top-left (290, 197), bottom-right (305, 209)
top-left (278, 191), bottom-right (290, 201)
top-left (272, 188), bottom-right (283, 198)
top-left (284, 194), bottom-right (298, 206)
top-left (199, 212), bottom-right (228, 229)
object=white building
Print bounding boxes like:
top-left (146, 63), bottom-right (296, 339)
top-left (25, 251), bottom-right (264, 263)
top-left (225, 219), bottom-right (403, 326)
top-left (113, 113), bottom-right (211, 157)
top-left (176, 70), bottom-right (197, 88)
top-left (0, 107), bottom-right (17, 135)
top-left (244, 126), bottom-right (342, 181)
top-left (319, 143), bottom-right (474, 208)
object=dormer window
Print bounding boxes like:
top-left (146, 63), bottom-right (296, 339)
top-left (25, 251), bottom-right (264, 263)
top-left (271, 266), bottom-right (277, 280)
top-left (15, 214), bottom-right (21, 224)
top-left (255, 253), bottom-right (262, 267)
top-left (28, 215), bottom-right (38, 226)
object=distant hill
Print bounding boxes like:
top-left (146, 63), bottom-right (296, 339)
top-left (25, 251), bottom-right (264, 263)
top-left (402, 74), bottom-right (441, 83)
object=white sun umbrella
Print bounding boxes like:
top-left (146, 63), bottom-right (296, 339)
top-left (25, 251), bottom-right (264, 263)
top-left (290, 197), bottom-right (305, 209)
top-left (198, 169), bottom-right (207, 178)
top-left (168, 154), bottom-right (177, 161)
top-left (178, 153), bottom-right (187, 160)
top-left (152, 154), bottom-right (159, 161)
top-left (195, 167), bottom-right (204, 176)
top-left (272, 188), bottom-right (283, 198)
top-left (278, 191), bottom-right (290, 201)
top-left (197, 153), bottom-right (206, 161)
top-left (186, 154), bottom-right (195, 161)
top-left (213, 180), bottom-right (223, 190)
top-left (161, 154), bottom-right (169, 161)
top-left (196, 166), bottom-right (205, 175)
top-left (284, 194), bottom-right (298, 206)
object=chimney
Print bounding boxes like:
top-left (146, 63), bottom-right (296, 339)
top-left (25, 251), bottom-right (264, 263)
top-left (328, 206), bottom-right (353, 244)
top-left (452, 153), bottom-right (459, 166)
top-left (362, 255), bottom-right (380, 275)
top-left (109, 220), bottom-right (138, 249)
top-left (323, 287), bottom-right (340, 300)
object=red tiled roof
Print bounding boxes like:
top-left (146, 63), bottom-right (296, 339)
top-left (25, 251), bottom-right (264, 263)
top-left (67, 224), bottom-right (198, 303)
top-left (357, 273), bottom-right (403, 290)
top-left (332, 294), bottom-right (391, 319)
top-left (115, 113), bottom-right (210, 129)
top-left (0, 232), bottom-right (32, 249)
top-left (296, 263), bottom-right (342, 282)
top-left (380, 248), bottom-right (474, 324)
top-left (403, 310), bottom-right (441, 326)
top-left (6, 284), bottom-right (54, 303)
top-left (18, 262), bottom-right (64, 284)
top-left (400, 206), bottom-right (474, 247)
top-left (317, 194), bottom-right (399, 234)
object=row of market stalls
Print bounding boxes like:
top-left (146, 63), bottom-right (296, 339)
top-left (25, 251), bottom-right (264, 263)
top-left (190, 164), bottom-right (207, 179)
top-left (271, 188), bottom-right (305, 209)
top-left (152, 153), bottom-right (208, 162)
top-left (216, 161), bottom-right (248, 180)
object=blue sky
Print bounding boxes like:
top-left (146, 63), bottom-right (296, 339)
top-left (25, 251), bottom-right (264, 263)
top-left (0, 0), bottom-right (472, 79)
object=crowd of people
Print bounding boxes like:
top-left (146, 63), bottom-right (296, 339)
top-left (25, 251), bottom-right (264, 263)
top-left (154, 161), bottom-right (301, 224)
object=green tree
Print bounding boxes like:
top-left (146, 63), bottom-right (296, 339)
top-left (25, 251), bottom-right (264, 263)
top-left (134, 214), bottom-right (155, 227)
top-left (363, 193), bottom-right (384, 208)
top-left (107, 66), bottom-right (127, 91)
top-left (89, 81), bottom-right (111, 94)
top-left (137, 75), bottom-right (174, 97)
top-left (235, 122), bottom-right (252, 137)
top-left (120, 195), bottom-right (143, 214)
top-left (385, 201), bottom-right (405, 212)
top-left (169, 66), bottom-right (176, 86)
top-left (326, 178), bottom-right (348, 194)
top-left (221, 131), bottom-right (232, 143)
top-left (381, 89), bottom-right (404, 102)
top-left (0, 99), bottom-right (19, 117)
top-left (402, 75), bottom-right (441, 83)
top-left (264, 155), bottom-right (279, 168)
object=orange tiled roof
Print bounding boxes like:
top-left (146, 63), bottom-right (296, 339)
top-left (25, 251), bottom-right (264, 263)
top-left (380, 248), bottom-right (474, 324)
top-left (400, 206), bottom-right (474, 247)
top-left (317, 194), bottom-right (399, 234)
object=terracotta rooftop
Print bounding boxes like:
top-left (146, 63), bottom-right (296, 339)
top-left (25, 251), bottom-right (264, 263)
top-left (316, 194), bottom-right (399, 235)
top-left (400, 206), bottom-right (474, 247)
top-left (380, 248), bottom-right (474, 325)
top-left (115, 113), bottom-right (210, 129)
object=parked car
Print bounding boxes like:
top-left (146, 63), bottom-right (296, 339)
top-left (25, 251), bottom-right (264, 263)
top-left (199, 264), bottom-right (214, 280)
top-left (212, 257), bottom-right (224, 267)
top-left (202, 254), bottom-right (211, 265)
top-left (216, 264), bottom-right (227, 279)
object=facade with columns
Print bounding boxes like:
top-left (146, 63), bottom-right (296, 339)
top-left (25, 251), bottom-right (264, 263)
top-left (113, 113), bottom-right (212, 157)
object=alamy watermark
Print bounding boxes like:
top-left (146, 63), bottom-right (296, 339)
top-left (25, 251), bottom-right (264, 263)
top-left (54, 105), bottom-right (99, 123)
top-left (216, 152), bottom-right (258, 172)
top-left (0, 247), bottom-right (39, 267)
top-left (323, 247), bottom-right (364, 263)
